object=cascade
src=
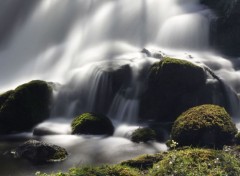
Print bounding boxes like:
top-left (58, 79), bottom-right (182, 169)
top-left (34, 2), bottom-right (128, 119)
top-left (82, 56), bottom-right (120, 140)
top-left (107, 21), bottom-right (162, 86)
top-left (0, 0), bottom-right (240, 175)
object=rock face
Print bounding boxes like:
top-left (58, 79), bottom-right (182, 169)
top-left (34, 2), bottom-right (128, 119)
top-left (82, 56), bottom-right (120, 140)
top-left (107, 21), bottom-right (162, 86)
top-left (139, 57), bottom-right (239, 123)
top-left (71, 112), bottom-right (114, 135)
top-left (200, 0), bottom-right (240, 57)
top-left (11, 140), bottom-right (68, 163)
top-left (171, 104), bottom-right (237, 148)
top-left (0, 80), bottom-right (53, 134)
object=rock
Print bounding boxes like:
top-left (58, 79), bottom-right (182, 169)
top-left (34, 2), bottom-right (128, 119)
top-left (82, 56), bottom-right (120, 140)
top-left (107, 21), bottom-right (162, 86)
top-left (0, 80), bottom-right (53, 134)
top-left (140, 57), bottom-right (206, 122)
top-left (131, 127), bottom-right (156, 143)
top-left (171, 104), bottom-right (237, 148)
top-left (71, 112), bottom-right (114, 135)
top-left (139, 57), bottom-right (239, 124)
top-left (11, 140), bottom-right (67, 163)
top-left (200, 0), bottom-right (240, 57)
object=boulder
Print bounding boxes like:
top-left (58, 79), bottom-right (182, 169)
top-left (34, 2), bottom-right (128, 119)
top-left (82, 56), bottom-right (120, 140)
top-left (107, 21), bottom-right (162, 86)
top-left (71, 112), bottom-right (114, 135)
top-left (11, 140), bottom-right (67, 163)
top-left (131, 127), bottom-right (156, 143)
top-left (139, 57), bottom-right (239, 124)
top-left (0, 80), bottom-right (53, 134)
top-left (171, 104), bottom-right (237, 148)
top-left (140, 57), bottom-right (206, 122)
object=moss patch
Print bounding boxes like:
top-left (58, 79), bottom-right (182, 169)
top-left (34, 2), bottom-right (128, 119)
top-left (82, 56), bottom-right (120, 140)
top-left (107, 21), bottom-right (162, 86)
top-left (150, 148), bottom-right (240, 176)
top-left (71, 113), bottom-right (114, 135)
top-left (36, 165), bottom-right (140, 176)
top-left (171, 104), bottom-right (237, 148)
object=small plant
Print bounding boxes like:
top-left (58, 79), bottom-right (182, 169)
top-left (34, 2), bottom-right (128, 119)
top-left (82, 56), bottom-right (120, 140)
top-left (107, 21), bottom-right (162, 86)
top-left (166, 140), bottom-right (179, 150)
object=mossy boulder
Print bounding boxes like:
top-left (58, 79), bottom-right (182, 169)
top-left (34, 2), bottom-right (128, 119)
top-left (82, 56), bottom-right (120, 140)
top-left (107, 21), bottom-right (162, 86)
top-left (131, 128), bottom-right (156, 143)
top-left (149, 148), bottom-right (240, 176)
top-left (11, 140), bottom-right (67, 164)
top-left (171, 104), bottom-right (237, 148)
top-left (71, 113), bottom-right (114, 135)
top-left (0, 80), bottom-right (53, 134)
top-left (140, 57), bottom-right (206, 122)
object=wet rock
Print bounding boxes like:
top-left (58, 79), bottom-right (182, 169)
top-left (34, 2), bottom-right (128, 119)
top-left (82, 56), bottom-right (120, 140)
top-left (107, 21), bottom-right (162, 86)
top-left (10, 140), bottom-right (67, 164)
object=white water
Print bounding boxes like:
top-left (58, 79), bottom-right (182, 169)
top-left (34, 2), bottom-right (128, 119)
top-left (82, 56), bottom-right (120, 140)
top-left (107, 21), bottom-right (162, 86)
top-left (0, 0), bottom-right (240, 175)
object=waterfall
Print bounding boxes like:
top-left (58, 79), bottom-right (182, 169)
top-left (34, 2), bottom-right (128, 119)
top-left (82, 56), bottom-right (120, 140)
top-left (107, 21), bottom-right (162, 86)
top-left (0, 0), bottom-right (239, 120)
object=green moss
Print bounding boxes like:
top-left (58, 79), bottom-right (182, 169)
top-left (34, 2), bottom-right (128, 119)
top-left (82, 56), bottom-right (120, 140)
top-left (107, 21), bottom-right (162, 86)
top-left (149, 148), bottom-right (240, 176)
top-left (71, 113), bottom-right (114, 135)
top-left (121, 153), bottom-right (164, 170)
top-left (50, 147), bottom-right (68, 161)
top-left (171, 104), bottom-right (237, 148)
top-left (0, 80), bottom-right (53, 134)
top-left (131, 128), bottom-right (156, 143)
top-left (149, 57), bottom-right (206, 90)
top-left (36, 165), bottom-right (140, 176)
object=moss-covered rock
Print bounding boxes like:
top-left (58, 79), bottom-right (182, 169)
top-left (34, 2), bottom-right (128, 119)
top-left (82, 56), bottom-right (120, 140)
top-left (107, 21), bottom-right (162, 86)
top-left (11, 140), bottom-right (67, 164)
top-left (171, 104), bottom-right (237, 148)
top-left (140, 57), bottom-right (206, 122)
top-left (149, 148), bottom-right (240, 176)
top-left (131, 128), bottom-right (156, 143)
top-left (71, 112), bottom-right (114, 135)
top-left (36, 165), bottom-right (140, 176)
top-left (0, 80), bottom-right (53, 134)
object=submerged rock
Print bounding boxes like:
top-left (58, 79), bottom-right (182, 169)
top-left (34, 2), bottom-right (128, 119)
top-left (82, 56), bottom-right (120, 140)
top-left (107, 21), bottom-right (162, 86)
top-left (0, 80), bottom-right (53, 134)
top-left (171, 104), bottom-right (237, 148)
top-left (71, 112), bottom-right (114, 135)
top-left (131, 127), bottom-right (156, 143)
top-left (11, 140), bottom-right (67, 164)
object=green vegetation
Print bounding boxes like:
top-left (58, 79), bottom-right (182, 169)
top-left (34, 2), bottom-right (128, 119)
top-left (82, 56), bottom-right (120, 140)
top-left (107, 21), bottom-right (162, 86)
top-left (36, 147), bottom-right (240, 176)
top-left (0, 80), bottom-right (52, 134)
top-left (36, 165), bottom-right (140, 176)
top-left (121, 153), bottom-right (164, 170)
top-left (131, 127), bottom-right (156, 143)
top-left (140, 57), bottom-right (206, 123)
top-left (150, 148), bottom-right (240, 176)
top-left (71, 112), bottom-right (114, 135)
top-left (171, 104), bottom-right (237, 148)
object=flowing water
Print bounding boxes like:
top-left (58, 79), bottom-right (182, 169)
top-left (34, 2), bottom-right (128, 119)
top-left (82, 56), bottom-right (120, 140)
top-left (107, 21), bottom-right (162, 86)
top-left (0, 0), bottom-right (240, 175)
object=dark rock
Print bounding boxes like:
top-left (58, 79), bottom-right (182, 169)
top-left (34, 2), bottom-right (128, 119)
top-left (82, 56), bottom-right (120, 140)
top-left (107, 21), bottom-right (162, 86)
top-left (0, 80), bottom-right (53, 134)
top-left (71, 112), bottom-right (114, 135)
top-left (200, 0), bottom-right (240, 57)
top-left (139, 57), bottom-right (239, 124)
top-left (140, 57), bottom-right (206, 122)
top-left (11, 140), bottom-right (67, 164)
